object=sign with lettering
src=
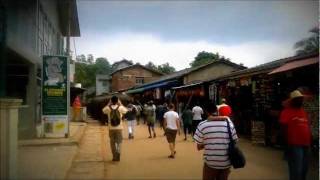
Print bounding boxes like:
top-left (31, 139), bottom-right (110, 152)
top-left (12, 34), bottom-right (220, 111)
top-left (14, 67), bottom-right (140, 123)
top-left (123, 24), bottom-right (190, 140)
top-left (42, 55), bottom-right (69, 137)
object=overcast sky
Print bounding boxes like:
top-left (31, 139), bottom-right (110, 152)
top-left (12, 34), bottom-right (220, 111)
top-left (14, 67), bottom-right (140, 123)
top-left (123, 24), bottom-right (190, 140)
top-left (73, 0), bottom-right (318, 70)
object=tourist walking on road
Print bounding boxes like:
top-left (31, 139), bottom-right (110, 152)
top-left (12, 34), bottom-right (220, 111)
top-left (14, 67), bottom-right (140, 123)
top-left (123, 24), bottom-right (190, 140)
top-left (279, 90), bottom-right (312, 180)
top-left (102, 96), bottom-right (127, 161)
top-left (163, 103), bottom-right (180, 158)
top-left (145, 101), bottom-right (157, 138)
top-left (134, 103), bottom-right (142, 125)
top-left (217, 98), bottom-right (232, 117)
top-left (181, 106), bottom-right (193, 141)
top-left (192, 103), bottom-right (203, 136)
top-left (194, 103), bottom-right (238, 180)
top-left (156, 103), bottom-right (168, 133)
top-left (124, 103), bottom-right (137, 139)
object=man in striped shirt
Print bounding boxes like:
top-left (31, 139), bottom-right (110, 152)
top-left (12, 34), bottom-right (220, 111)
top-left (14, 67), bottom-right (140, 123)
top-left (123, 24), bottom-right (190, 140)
top-left (194, 104), bottom-right (238, 180)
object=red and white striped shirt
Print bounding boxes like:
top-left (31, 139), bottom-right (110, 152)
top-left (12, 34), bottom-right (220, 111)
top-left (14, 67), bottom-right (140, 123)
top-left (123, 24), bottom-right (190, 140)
top-left (193, 116), bottom-right (238, 169)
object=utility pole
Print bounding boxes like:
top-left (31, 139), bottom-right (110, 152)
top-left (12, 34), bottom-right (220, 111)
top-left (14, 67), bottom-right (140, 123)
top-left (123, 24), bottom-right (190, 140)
top-left (66, 0), bottom-right (71, 138)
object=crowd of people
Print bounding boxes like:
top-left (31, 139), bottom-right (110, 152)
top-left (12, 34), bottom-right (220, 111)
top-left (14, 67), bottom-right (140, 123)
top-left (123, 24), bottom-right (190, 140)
top-left (101, 88), bottom-right (312, 180)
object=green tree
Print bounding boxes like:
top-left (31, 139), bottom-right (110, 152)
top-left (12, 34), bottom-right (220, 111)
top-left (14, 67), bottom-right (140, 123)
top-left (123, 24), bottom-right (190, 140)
top-left (74, 62), bottom-right (91, 87)
top-left (95, 57), bottom-right (112, 74)
top-left (190, 51), bottom-right (221, 68)
top-left (76, 54), bottom-right (87, 63)
top-left (74, 57), bottom-right (112, 88)
top-left (295, 27), bottom-right (319, 55)
top-left (157, 63), bottom-right (176, 74)
top-left (87, 54), bottom-right (94, 64)
top-left (145, 61), bottom-right (157, 70)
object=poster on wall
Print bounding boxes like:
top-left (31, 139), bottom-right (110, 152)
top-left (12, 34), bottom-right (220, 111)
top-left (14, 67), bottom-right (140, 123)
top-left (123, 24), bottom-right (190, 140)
top-left (42, 55), bottom-right (69, 138)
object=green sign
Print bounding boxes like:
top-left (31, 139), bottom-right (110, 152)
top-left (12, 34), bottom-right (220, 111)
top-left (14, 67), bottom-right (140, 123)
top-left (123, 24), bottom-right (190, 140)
top-left (42, 55), bottom-right (68, 115)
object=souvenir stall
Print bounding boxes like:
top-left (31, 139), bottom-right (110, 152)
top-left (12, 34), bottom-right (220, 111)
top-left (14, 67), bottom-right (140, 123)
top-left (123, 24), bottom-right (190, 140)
top-left (268, 56), bottom-right (319, 151)
top-left (173, 83), bottom-right (206, 115)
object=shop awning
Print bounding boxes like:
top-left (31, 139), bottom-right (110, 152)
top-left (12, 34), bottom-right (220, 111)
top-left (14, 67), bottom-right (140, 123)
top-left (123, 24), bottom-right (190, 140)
top-left (268, 57), bottom-right (318, 75)
top-left (172, 82), bottom-right (203, 90)
top-left (144, 80), bottom-right (178, 91)
top-left (126, 87), bottom-right (145, 94)
top-left (126, 80), bottom-right (178, 94)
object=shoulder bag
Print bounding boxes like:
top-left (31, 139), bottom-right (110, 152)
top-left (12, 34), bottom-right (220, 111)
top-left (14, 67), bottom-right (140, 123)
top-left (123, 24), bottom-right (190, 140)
top-left (226, 119), bottom-right (246, 169)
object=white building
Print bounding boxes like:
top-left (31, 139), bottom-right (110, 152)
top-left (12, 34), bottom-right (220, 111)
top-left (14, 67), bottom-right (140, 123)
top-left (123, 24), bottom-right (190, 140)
top-left (96, 74), bottom-right (111, 95)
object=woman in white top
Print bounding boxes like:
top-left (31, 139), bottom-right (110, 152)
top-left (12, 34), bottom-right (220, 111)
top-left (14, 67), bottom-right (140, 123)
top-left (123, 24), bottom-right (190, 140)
top-left (163, 103), bottom-right (180, 158)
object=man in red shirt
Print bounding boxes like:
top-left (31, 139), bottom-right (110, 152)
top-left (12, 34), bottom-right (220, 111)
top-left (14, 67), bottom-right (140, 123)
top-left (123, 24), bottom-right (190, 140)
top-left (217, 98), bottom-right (232, 117)
top-left (279, 90), bottom-right (311, 180)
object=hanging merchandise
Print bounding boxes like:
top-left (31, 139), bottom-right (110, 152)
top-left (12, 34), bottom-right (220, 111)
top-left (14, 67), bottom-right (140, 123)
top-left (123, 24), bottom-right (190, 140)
top-left (209, 84), bottom-right (217, 101)
top-left (252, 81), bottom-right (256, 94)
top-left (227, 80), bottom-right (236, 87)
top-left (240, 77), bottom-right (251, 86)
top-left (200, 86), bottom-right (205, 97)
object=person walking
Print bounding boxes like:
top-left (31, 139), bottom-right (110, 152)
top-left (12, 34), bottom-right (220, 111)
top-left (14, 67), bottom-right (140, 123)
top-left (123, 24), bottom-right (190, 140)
top-left (192, 103), bottom-right (203, 136)
top-left (156, 103), bottom-right (164, 127)
top-left (163, 103), bottom-right (180, 158)
top-left (124, 103), bottom-right (137, 139)
top-left (102, 96), bottom-right (127, 161)
top-left (194, 103), bottom-right (238, 180)
top-left (145, 101), bottom-right (157, 138)
top-left (181, 106), bottom-right (193, 141)
top-left (279, 90), bottom-right (312, 180)
top-left (135, 103), bottom-right (142, 125)
top-left (217, 98), bottom-right (232, 117)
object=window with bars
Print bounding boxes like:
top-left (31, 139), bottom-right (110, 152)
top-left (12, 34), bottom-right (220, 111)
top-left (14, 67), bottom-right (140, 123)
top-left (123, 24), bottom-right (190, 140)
top-left (37, 4), bottom-right (60, 56)
top-left (136, 77), bottom-right (144, 85)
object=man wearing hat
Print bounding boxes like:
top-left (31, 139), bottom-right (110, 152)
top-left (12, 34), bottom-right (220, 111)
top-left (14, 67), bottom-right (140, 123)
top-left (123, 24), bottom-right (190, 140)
top-left (279, 90), bottom-right (312, 180)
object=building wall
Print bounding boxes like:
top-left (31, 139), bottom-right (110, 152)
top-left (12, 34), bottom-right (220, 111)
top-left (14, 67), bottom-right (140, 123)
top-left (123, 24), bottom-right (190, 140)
top-left (96, 76), bottom-right (111, 95)
top-left (5, 0), bottom-right (64, 63)
top-left (111, 66), bottom-right (162, 92)
top-left (4, 0), bottom-right (66, 139)
top-left (184, 63), bottom-right (240, 84)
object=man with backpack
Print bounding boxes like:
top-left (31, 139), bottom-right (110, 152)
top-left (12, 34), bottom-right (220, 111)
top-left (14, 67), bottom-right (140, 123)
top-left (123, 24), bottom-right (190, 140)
top-left (102, 96), bottom-right (127, 161)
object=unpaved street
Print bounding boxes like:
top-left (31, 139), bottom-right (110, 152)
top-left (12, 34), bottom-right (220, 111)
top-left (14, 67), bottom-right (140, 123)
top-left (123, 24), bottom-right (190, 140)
top-left (67, 119), bottom-right (289, 180)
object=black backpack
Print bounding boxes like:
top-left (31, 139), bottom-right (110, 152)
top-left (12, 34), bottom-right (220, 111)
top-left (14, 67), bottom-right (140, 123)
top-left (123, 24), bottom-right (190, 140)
top-left (109, 105), bottom-right (121, 126)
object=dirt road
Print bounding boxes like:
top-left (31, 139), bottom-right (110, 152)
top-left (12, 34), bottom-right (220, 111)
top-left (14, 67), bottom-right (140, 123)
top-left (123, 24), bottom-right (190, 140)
top-left (67, 120), bottom-right (289, 180)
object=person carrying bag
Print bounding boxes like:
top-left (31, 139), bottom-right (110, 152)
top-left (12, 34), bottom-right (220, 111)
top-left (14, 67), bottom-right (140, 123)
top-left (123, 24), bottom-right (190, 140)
top-left (226, 119), bottom-right (246, 169)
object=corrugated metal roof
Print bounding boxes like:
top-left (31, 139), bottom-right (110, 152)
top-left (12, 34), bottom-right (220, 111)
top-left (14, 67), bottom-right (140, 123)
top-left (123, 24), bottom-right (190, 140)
top-left (110, 64), bottom-right (164, 75)
top-left (268, 57), bottom-right (318, 74)
top-left (172, 82), bottom-right (203, 90)
top-left (206, 53), bottom-right (319, 82)
top-left (132, 59), bottom-right (245, 89)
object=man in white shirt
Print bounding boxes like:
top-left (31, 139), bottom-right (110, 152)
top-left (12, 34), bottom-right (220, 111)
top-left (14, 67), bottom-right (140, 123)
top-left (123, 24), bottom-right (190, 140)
top-left (163, 103), bottom-right (180, 159)
top-left (102, 96), bottom-right (127, 161)
top-left (192, 104), bottom-right (203, 136)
